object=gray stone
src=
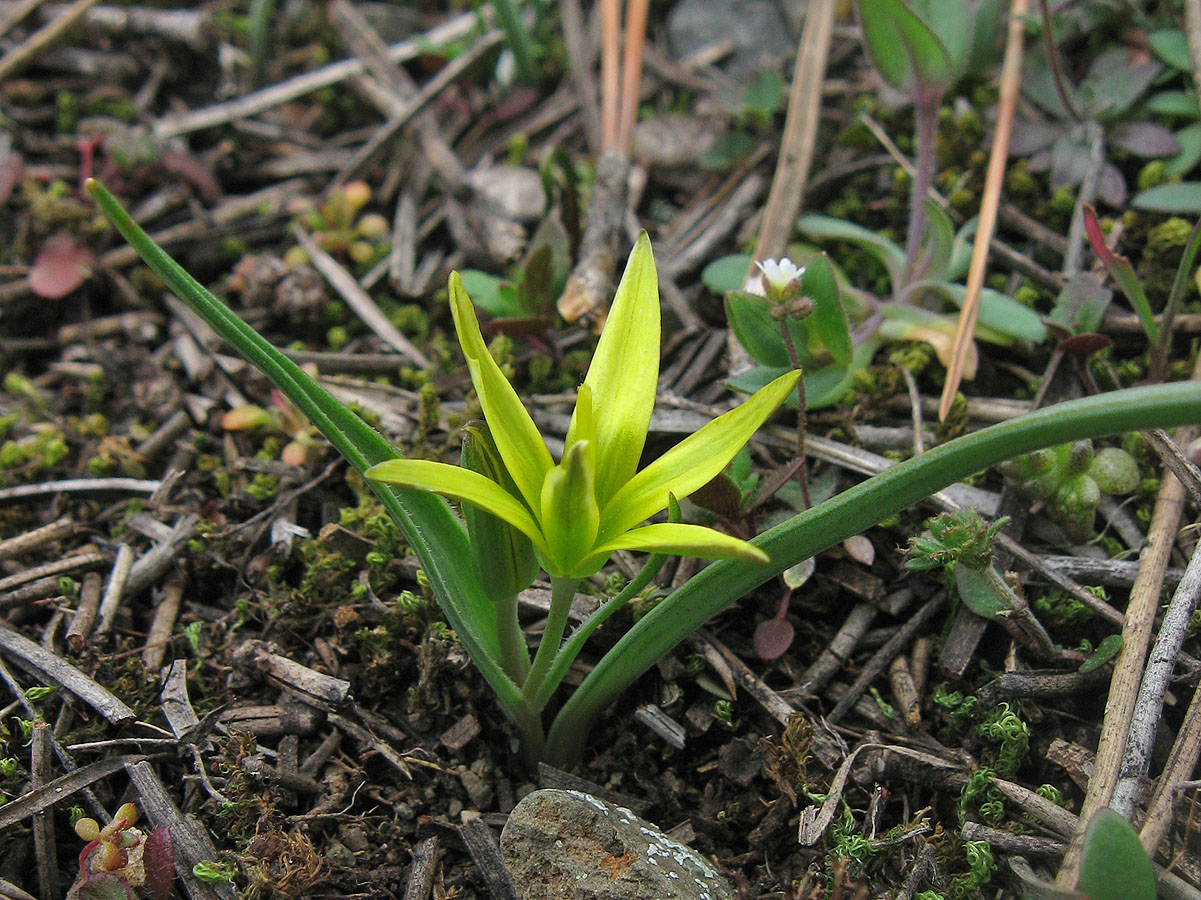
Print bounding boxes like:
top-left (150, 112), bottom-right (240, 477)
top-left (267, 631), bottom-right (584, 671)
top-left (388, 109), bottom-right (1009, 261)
top-left (500, 789), bottom-right (735, 900)
top-left (666, 0), bottom-right (794, 78)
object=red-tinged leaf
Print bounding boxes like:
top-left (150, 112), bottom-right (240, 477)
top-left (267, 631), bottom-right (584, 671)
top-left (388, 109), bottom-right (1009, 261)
top-left (754, 617), bottom-right (795, 660)
top-left (1082, 206), bottom-right (1115, 266)
top-left (66, 872), bottom-right (135, 900)
top-left (221, 405), bottom-right (277, 431)
top-left (1060, 333), bottom-right (1113, 357)
top-left (142, 827), bottom-right (175, 900)
top-left (29, 232), bottom-right (95, 299)
top-left (161, 150), bottom-right (222, 204)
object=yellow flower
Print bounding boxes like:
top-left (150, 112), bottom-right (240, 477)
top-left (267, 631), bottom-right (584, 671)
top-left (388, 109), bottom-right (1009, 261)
top-left (367, 233), bottom-right (798, 578)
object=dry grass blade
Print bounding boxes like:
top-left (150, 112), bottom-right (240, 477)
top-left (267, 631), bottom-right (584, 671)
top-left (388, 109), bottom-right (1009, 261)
top-left (0, 0), bottom-right (99, 80)
top-left (600, 0), bottom-right (621, 150)
top-left (938, 0), bottom-right (1028, 421)
top-left (749, 0), bottom-right (837, 268)
top-left (615, 0), bottom-right (648, 155)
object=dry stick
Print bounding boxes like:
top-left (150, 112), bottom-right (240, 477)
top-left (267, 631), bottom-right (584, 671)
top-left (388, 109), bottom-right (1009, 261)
top-left (31, 721), bottom-right (59, 900)
top-left (1111, 540), bottom-right (1201, 817)
top-left (65, 571), bottom-right (102, 652)
top-left (938, 0), bottom-right (1028, 421)
top-left (0, 0), bottom-right (99, 80)
top-left (599, 0), bottom-right (620, 150)
top-left (152, 11), bottom-right (478, 139)
top-left (795, 601), bottom-right (876, 698)
top-left (142, 571), bottom-right (183, 672)
top-left (614, 0), bottom-right (647, 154)
top-left (0, 477), bottom-right (159, 502)
top-left (561, 0), bottom-right (601, 153)
top-left (0, 0), bottom-right (47, 39)
top-left (0, 549), bottom-right (104, 593)
top-left (93, 542), bottom-right (133, 638)
top-left (826, 593), bottom-right (947, 725)
top-left (749, 0), bottom-right (838, 265)
top-left (1140, 667), bottom-right (1201, 855)
top-left (1055, 365), bottom-right (1201, 887)
top-left (292, 224), bottom-right (431, 368)
top-left (0, 517), bottom-right (73, 562)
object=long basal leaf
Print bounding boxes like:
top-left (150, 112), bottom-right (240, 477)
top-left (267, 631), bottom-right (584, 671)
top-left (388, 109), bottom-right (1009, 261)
top-left (546, 381), bottom-right (1201, 764)
top-left (86, 179), bottom-right (523, 712)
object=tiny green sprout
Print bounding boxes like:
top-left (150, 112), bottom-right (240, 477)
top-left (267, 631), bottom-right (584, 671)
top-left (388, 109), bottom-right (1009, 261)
top-left (0, 757), bottom-right (18, 779)
top-left (70, 801), bottom-right (174, 900)
top-left (24, 685), bottom-right (58, 702)
top-left (192, 860), bottom-right (236, 883)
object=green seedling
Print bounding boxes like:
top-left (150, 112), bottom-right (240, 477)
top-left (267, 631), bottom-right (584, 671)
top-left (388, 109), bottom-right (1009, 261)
top-left (1132, 26), bottom-right (1201, 209)
top-left (1016, 44), bottom-right (1174, 209)
top-left (70, 802), bottom-right (174, 900)
top-left (222, 386), bottom-right (320, 467)
top-left (285, 181), bottom-right (389, 270)
top-left (1000, 439), bottom-right (1140, 542)
top-left (89, 178), bottom-right (1201, 767)
top-left (907, 509), bottom-right (1055, 658)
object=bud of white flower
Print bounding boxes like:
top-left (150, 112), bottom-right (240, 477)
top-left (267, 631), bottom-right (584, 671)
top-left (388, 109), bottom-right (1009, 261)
top-left (756, 258), bottom-right (803, 303)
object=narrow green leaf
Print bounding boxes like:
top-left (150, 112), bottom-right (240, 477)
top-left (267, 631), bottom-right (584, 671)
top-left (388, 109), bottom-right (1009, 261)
top-left (367, 459), bottom-right (549, 557)
top-left (803, 254), bottom-right (852, 367)
top-left (449, 272), bottom-right (554, 511)
top-left (591, 522), bottom-right (769, 564)
top-left (85, 179), bottom-right (522, 714)
top-left (1149, 28), bottom-right (1191, 71)
top-left (600, 370), bottom-right (799, 539)
top-left (701, 253), bottom-right (754, 294)
top-left (724, 290), bottom-right (807, 368)
top-left (797, 214), bottom-right (907, 288)
top-left (546, 381), bottom-right (1201, 764)
top-left (571, 231), bottom-right (660, 508)
top-left (1164, 122), bottom-right (1201, 178)
top-left (1078, 809), bottom-right (1156, 900)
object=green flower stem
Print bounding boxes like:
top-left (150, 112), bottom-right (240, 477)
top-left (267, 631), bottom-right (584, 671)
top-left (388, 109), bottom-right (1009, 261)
top-left (84, 179), bottom-right (528, 721)
top-left (495, 591), bottom-right (531, 683)
top-left (544, 381), bottom-right (1201, 765)
top-left (523, 576), bottom-right (581, 708)
top-left (532, 552), bottom-right (668, 712)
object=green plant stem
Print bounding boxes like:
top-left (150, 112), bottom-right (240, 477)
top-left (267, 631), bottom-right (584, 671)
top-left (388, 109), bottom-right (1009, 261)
top-left (523, 576), bottom-right (580, 708)
top-left (532, 553), bottom-right (667, 711)
top-left (543, 381), bottom-right (1201, 765)
top-left (495, 591), bottom-right (530, 683)
top-left (492, 0), bottom-right (539, 85)
top-left (778, 316), bottom-right (811, 508)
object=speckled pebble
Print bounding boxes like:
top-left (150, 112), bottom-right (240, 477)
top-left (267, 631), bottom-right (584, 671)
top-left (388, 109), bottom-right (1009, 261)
top-left (500, 789), bottom-right (734, 900)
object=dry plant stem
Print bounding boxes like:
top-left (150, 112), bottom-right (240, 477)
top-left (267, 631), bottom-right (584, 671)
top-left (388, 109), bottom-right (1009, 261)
top-left (94, 542), bottom-right (133, 638)
top-left (30, 721), bottom-right (58, 900)
top-left (291, 224), bottom-right (432, 368)
top-left (750, 0), bottom-right (837, 264)
top-left (615, 0), bottom-right (648, 155)
top-left (938, 0), bottom-right (1027, 421)
top-left (0, 517), bottom-right (72, 561)
top-left (0, 477), bottom-right (159, 502)
top-left (778, 318), bottom-right (811, 507)
top-left (1055, 381), bottom-right (1200, 886)
top-left (65, 572), bottom-right (102, 652)
top-left (561, 0), bottom-right (601, 152)
top-left (1184, 0), bottom-right (1201, 120)
top-left (0, 0), bottom-right (99, 80)
top-left (152, 10), bottom-right (477, 139)
top-left (0, 0), bottom-right (47, 39)
top-left (1111, 540), bottom-right (1201, 817)
top-left (797, 602), bottom-right (877, 697)
top-left (1139, 667), bottom-right (1201, 854)
top-left (142, 572), bottom-right (184, 671)
top-left (600, 0), bottom-right (620, 150)
top-left (556, 149), bottom-right (630, 323)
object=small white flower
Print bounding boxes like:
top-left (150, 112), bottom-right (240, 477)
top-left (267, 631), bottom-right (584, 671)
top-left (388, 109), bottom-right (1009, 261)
top-left (756, 258), bottom-right (803, 300)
